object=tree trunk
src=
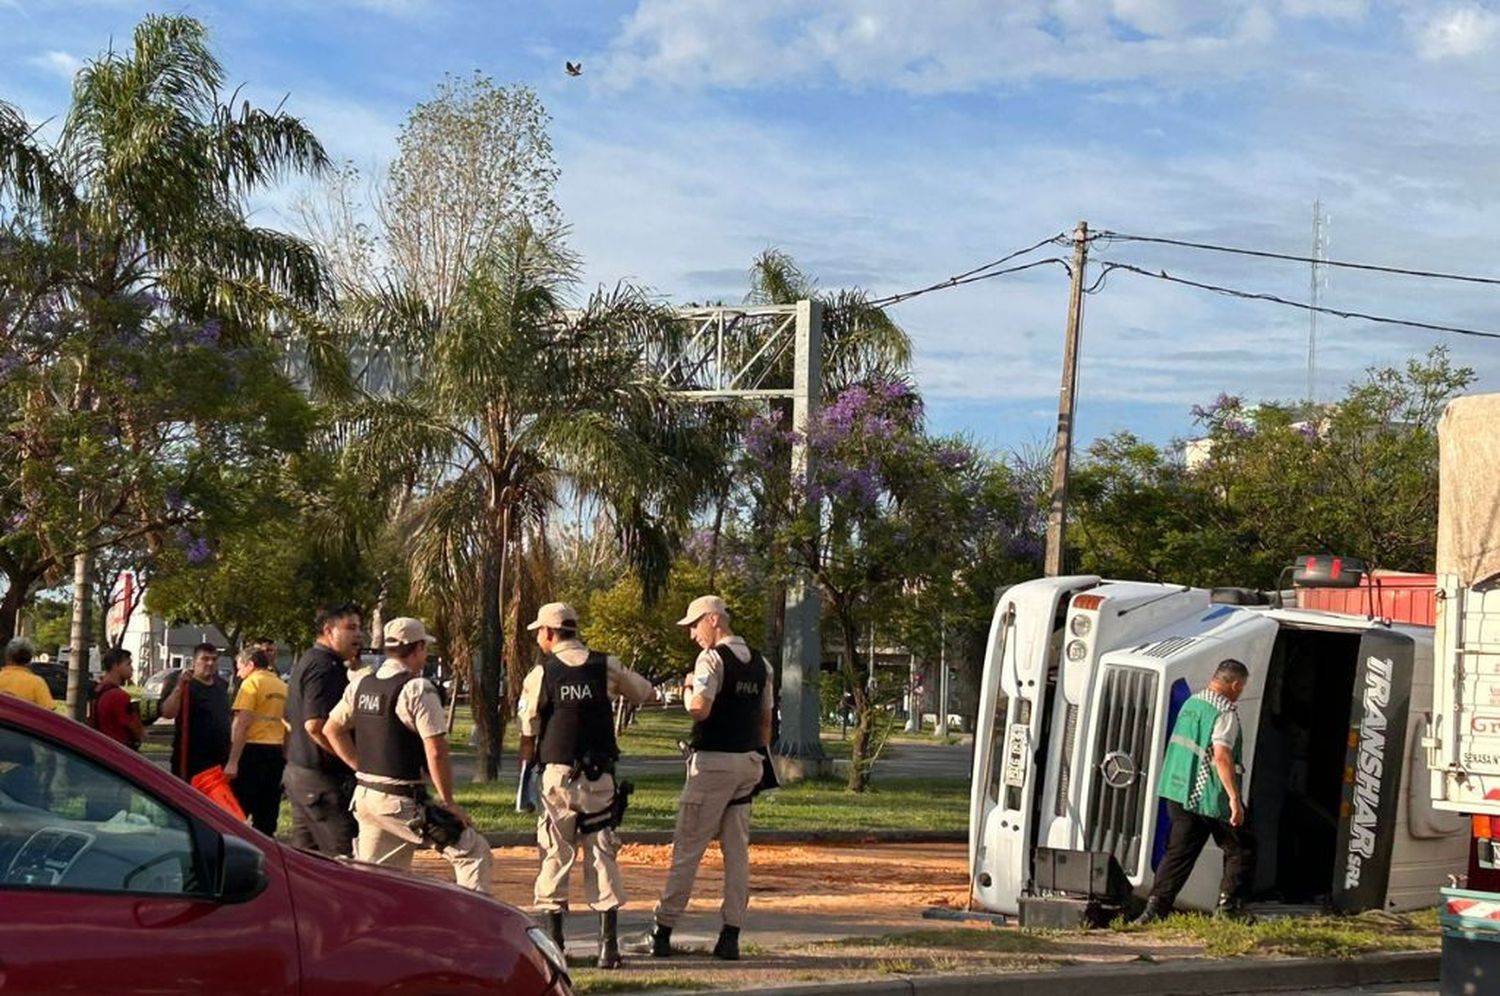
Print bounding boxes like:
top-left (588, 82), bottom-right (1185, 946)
top-left (66, 548), bottom-right (94, 721)
top-left (472, 535), bottom-right (504, 782)
top-left (0, 564), bottom-right (43, 645)
top-left (836, 602), bottom-right (872, 792)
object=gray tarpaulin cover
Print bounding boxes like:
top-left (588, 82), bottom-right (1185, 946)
top-left (1438, 394), bottom-right (1500, 586)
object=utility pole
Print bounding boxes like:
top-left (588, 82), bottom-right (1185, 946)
top-left (1307, 200), bottom-right (1327, 405)
top-left (1044, 221), bottom-right (1090, 577)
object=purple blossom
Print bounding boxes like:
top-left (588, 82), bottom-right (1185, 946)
top-left (1297, 422), bottom-right (1319, 442)
top-left (1223, 417), bottom-right (1253, 439)
top-left (185, 536), bottom-right (213, 565)
top-left (935, 446), bottom-right (972, 470)
top-left (165, 487), bottom-right (186, 512)
top-left (1005, 535), bottom-right (1044, 563)
top-left (0, 352), bottom-right (22, 377)
top-left (194, 319), bottom-right (222, 347)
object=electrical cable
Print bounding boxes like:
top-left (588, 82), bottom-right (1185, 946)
top-left (869, 256), bottom-right (1069, 309)
top-left (1095, 260), bottom-right (1500, 342)
top-left (1095, 231), bottom-right (1500, 288)
top-left (867, 233), bottom-right (1069, 309)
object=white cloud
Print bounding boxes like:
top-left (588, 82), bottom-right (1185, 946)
top-left (599, 0), bottom-right (1294, 92)
top-left (1415, 5), bottom-right (1500, 59)
top-left (29, 49), bottom-right (82, 80)
top-left (1278, 0), bottom-right (1369, 20)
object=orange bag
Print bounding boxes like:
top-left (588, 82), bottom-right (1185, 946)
top-left (191, 765), bottom-right (248, 821)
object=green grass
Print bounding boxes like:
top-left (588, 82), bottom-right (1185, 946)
top-left (455, 774), bottom-right (972, 833)
top-left (822, 928), bottom-right (1059, 954)
top-left (569, 972), bottom-right (713, 994)
top-left (1114, 909), bottom-right (1442, 959)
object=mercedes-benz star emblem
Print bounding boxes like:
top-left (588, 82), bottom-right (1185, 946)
top-left (1100, 751), bottom-right (1138, 789)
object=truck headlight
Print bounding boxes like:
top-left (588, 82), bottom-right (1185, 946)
top-left (1069, 614), bottom-right (1092, 637)
top-left (526, 926), bottom-right (569, 982)
top-left (1065, 640), bottom-right (1089, 661)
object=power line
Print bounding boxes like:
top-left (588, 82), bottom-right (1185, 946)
top-left (1095, 230), bottom-right (1500, 288)
top-left (869, 257), bottom-right (1069, 309)
top-left (1096, 260), bottom-right (1500, 342)
top-left (868, 234), bottom-right (1069, 309)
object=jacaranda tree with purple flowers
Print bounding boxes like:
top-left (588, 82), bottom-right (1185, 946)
top-left (750, 376), bottom-right (1033, 790)
top-left (1, 15), bottom-right (331, 715)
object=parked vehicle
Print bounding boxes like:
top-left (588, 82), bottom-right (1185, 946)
top-left (969, 569), bottom-right (1467, 926)
top-left (28, 662), bottom-right (67, 700)
top-left (0, 695), bottom-right (569, 996)
top-left (1422, 393), bottom-right (1500, 987)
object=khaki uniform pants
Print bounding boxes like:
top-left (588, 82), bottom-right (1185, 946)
top-left (655, 750), bottom-right (762, 928)
top-left (535, 764), bottom-right (624, 911)
top-left (352, 784), bottom-right (493, 893)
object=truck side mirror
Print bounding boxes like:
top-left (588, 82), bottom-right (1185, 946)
top-left (1292, 555), bottom-right (1366, 589)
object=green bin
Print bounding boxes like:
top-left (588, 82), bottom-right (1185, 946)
top-left (1441, 886), bottom-right (1500, 996)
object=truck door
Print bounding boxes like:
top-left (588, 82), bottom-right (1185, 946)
top-left (1330, 628), bottom-right (1415, 913)
top-left (970, 578), bottom-right (1099, 915)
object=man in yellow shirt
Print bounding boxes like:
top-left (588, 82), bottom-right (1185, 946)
top-left (0, 638), bottom-right (54, 710)
top-left (226, 648), bottom-right (288, 835)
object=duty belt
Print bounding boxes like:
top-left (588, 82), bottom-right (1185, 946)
top-left (356, 777), bottom-right (426, 798)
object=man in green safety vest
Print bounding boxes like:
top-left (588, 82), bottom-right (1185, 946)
top-left (1135, 658), bottom-right (1255, 923)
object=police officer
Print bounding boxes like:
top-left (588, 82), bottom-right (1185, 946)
top-left (323, 617), bottom-right (493, 892)
top-left (518, 602), bottom-right (657, 970)
top-left (1135, 658), bottom-right (1255, 922)
top-left (636, 595), bottom-right (772, 961)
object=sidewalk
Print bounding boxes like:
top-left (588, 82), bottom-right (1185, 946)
top-left (409, 840), bottom-right (1440, 995)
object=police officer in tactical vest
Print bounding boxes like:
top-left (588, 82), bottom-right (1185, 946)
top-left (323, 617), bottom-right (493, 892)
top-left (1135, 657), bottom-right (1255, 922)
top-left (518, 602), bottom-right (657, 970)
top-left (634, 595), bottom-right (773, 961)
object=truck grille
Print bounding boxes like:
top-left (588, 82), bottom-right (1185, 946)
top-left (1085, 666), bottom-right (1159, 875)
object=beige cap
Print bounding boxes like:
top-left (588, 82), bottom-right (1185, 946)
top-left (383, 617), bottom-right (435, 648)
top-left (676, 595), bottom-right (730, 627)
top-left (526, 602), bottom-right (579, 632)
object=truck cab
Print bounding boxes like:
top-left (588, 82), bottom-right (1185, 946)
top-left (970, 576), bottom-right (1466, 924)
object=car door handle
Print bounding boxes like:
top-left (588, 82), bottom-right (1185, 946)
top-left (134, 899), bottom-right (206, 929)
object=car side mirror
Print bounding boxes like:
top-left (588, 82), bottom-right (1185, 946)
top-left (216, 835), bottom-right (268, 904)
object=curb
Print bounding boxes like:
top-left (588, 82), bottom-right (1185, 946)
top-left (731, 951), bottom-right (1438, 996)
top-left (482, 829), bottom-right (968, 847)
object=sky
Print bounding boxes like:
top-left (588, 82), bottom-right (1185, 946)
top-left (5, 0), bottom-right (1500, 457)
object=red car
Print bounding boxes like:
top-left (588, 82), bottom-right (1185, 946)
top-left (0, 695), bottom-right (570, 996)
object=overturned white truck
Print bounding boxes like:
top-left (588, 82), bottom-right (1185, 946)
top-left (968, 574), bottom-right (1467, 925)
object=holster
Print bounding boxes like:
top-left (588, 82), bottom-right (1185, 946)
top-left (405, 795), bottom-right (466, 849)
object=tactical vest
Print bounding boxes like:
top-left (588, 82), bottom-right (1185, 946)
top-left (690, 644), bottom-right (767, 753)
top-left (1157, 690), bottom-right (1242, 820)
top-left (537, 651), bottom-right (618, 767)
top-left (352, 671), bottom-right (426, 782)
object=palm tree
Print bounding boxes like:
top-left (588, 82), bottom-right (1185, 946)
top-left (343, 221), bottom-right (722, 781)
top-left (0, 15), bottom-right (329, 714)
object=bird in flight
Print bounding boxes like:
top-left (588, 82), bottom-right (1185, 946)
top-left (565, 61), bottom-right (582, 77)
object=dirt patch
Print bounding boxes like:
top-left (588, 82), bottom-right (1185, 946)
top-left (407, 841), bottom-right (1214, 991)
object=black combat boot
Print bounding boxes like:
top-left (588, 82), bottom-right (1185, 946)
top-left (624, 922), bottom-right (672, 957)
top-left (650, 922), bottom-right (672, 958)
top-left (597, 909), bottom-right (622, 969)
top-left (1132, 896), bottom-right (1170, 925)
top-left (713, 924), bottom-right (741, 961)
top-left (543, 910), bottom-right (566, 953)
top-left (1215, 893), bottom-right (1254, 923)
